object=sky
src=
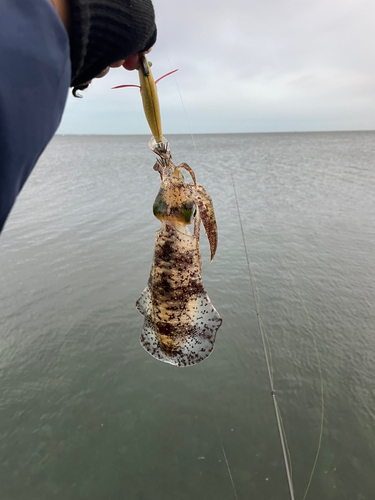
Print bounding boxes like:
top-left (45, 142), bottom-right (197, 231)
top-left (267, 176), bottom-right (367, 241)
top-left (57, 0), bottom-right (375, 135)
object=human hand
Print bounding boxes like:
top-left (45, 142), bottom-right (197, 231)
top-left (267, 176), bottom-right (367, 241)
top-left (72, 48), bottom-right (153, 96)
top-left (121, 47), bottom-right (153, 71)
top-left (95, 48), bottom-right (153, 79)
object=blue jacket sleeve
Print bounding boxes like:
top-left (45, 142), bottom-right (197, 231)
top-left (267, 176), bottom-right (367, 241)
top-left (0, 0), bottom-right (71, 233)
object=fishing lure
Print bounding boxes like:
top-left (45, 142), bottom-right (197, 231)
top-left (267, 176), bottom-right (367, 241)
top-left (114, 56), bottom-right (222, 366)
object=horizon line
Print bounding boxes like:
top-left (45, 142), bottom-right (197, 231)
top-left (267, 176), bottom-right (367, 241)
top-left (55, 129), bottom-right (375, 136)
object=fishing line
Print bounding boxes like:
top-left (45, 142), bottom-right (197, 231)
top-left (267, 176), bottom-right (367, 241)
top-left (164, 53), bottom-right (200, 162)
top-left (247, 265), bottom-right (296, 479)
top-left (164, 61), bottom-right (296, 496)
top-left (256, 221), bottom-right (324, 499)
top-left (167, 58), bottom-right (293, 498)
top-left (250, 255), bottom-right (295, 479)
top-left (161, 53), bottom-right (322, 496)
top-left (165, 51), bottom-right (239, 499)
top-left (201, 364), bottom-right (240, 500)
top-left (231, 173), bottom-right (296, 500)
top-left (258, 226), bottom-right (325, 500)
top-left (220, 442), bottom-right (239, 500)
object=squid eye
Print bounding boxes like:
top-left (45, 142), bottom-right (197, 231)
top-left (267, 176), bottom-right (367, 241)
top-left (181, 201), bottom-right (195, 224)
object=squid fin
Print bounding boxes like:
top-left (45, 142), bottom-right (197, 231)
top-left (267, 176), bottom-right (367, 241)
top-left (135, 286), bottom-right (152, 316)
top-left (138, 292), bottom-right (222, 367)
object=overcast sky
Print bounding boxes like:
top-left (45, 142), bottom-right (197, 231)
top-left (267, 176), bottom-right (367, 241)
top-left (57, 0), bottom-right (375, 135)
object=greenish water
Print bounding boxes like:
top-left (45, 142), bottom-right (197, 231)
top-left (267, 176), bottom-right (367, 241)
top-left (1, 132), bottom-right (375, 499)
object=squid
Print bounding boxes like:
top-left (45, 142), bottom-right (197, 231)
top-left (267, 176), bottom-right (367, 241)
top-left (136, 139), bottom-right (222, 366)
top-left (114, 55), bottom-right (222, 366)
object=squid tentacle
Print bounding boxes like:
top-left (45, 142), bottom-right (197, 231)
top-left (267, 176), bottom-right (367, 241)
top-left (192, 184), bottom-right (218, 262)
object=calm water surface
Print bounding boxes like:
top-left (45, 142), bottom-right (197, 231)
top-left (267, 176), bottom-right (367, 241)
top-left (1, 132), bottom-right (375, 499)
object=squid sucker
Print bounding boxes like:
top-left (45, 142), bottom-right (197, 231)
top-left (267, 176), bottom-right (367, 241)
top-left (136, 139), bottom-right (222, 367)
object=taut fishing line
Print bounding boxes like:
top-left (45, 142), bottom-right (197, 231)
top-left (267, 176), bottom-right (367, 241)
top-left (165, 51), bottom-right (239, 498)
top-left (165, 53), bottom-right (200, 161)
top-left (258, 225), bottom-right (325, 500)
top-left (231, 172), bottom-right (325, 500)
top-left (164, 52), bottom-right (323, 499)
top-left (231, 174), bottom-right (296, 500)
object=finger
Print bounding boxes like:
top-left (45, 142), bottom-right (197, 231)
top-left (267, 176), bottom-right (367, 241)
top-left (123, 54), bottom-right (141, 71)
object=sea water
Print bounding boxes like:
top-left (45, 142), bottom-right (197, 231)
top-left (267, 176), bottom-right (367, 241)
top-left (1, 132), bottom-right (375, 499)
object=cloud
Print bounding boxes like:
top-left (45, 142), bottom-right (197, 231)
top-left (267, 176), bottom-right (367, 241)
top-left (58, 0), bottom-right (375, 134)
